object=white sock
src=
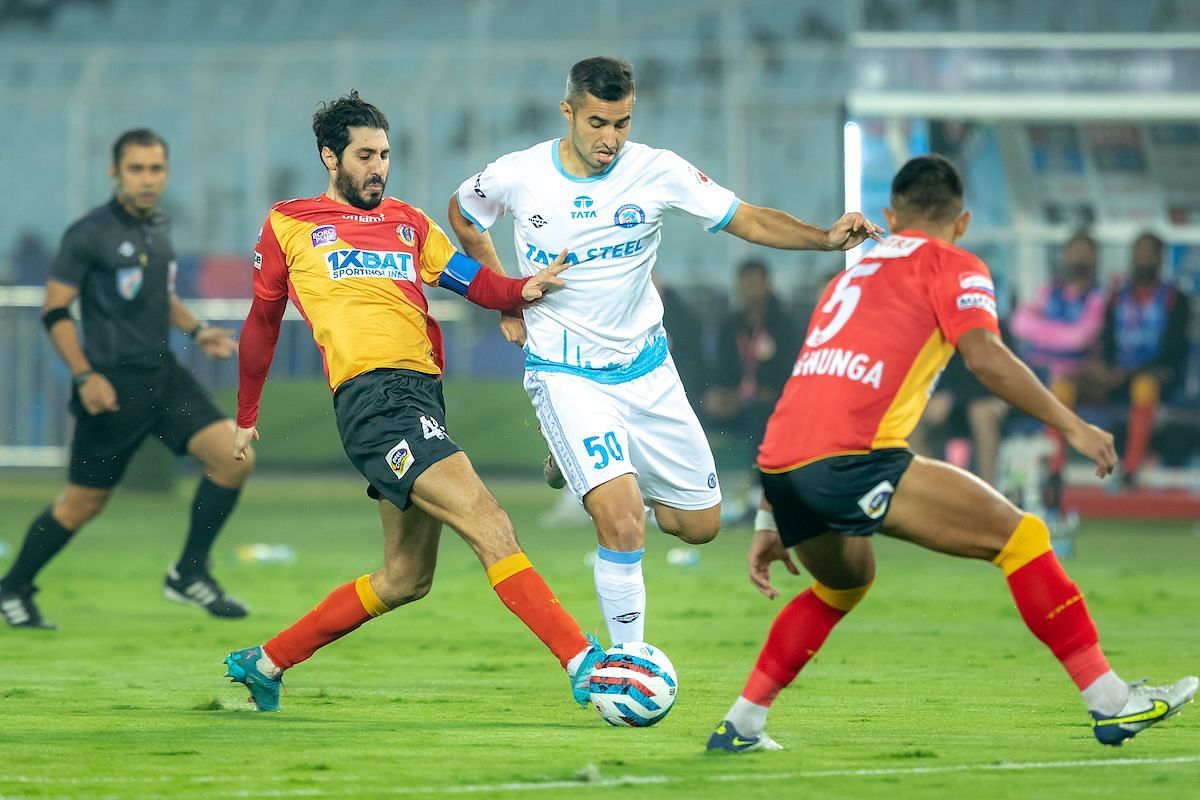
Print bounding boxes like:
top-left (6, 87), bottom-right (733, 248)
top-left (566, 647), bottom-right (590, 677)
top-left (725, 696), bottom-right (769, 737)
top-left (1082, 670), bottom-right (1130, 716)
top-left (594, 546), bottom-right (646, 645)
top-left (257, 647), bottom-right (282, 679)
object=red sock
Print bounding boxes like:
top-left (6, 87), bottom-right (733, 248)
top-left (742, 584), bottom-right (868, 707)
top-left (996, 515), bottom-right (1110, 690)
top-left (1125, 402), bottom-right (1155, 476)
top-left (488, 553), bottom-right (588, 668)
top-left (265, 575), bottom-right (389, 670)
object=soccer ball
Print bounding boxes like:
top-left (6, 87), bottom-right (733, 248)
top-left (588, 641), bottom-right (678, 727)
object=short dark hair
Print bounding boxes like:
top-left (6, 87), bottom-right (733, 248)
top-left (1065, 228), bottom-right (1097, 256)
top-left (312, 90), bottom-right (389, 162)
top-left (1134, 231), bottom-right (1164, 258)
top-left (565, 57), bottom-right (635, 105)
top-left (737, 258), bottom-right (769, 278)
top-left (112, 129), bottom-right (167, 166)
top-left (890, 154), bottom-right (964, 224)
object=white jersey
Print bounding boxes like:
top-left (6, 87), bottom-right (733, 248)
top-left (456, 139), bottom-right (739, 381)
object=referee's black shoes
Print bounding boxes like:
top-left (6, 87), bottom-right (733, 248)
top-left (164, 565), bottom-right (250, 619)
top-left (0, 584), bottom-right (57, 630)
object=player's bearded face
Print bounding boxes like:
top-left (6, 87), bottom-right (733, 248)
top-left (335, 165), bottom-right (387, 210)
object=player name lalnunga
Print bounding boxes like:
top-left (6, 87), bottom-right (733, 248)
top-left (791, 347), bottom-right (884, 389)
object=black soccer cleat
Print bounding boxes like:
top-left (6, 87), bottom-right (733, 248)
top-left (0, 584), bottom-right (57, 630)
top-left (164, 565), bottom-right (250, 619)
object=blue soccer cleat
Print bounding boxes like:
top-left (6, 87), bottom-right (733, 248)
top-left (224, 645), bottom-right (283, 712)
top-left (706, 719), bottom-right (783, 753)
top-left (570, 633), bottom-right (605, 707)
top-left (1091, 676), bottom-right (1197, 746)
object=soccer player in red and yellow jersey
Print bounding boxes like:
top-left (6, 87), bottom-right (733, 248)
top-left (707, 155), bottom-right (1196, 753)
top-left (221, 91), bottom-right (605, 713)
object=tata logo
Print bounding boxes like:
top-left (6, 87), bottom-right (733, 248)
top-left (524, 237), bottom-right (645, 266)
top-left (570, 195), bottom-right (597, 220)
top-left (325, 249), bottom-right (415, 281)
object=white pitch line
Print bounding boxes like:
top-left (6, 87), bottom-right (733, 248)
top-left (2, 755), bottom-right (1198, 798)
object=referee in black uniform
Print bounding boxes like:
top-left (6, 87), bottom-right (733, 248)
top-left (0, 129), bottom-right (253, 629)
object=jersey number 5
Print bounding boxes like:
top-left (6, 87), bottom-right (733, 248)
top-left (805, 261), bottom-right (883, 348)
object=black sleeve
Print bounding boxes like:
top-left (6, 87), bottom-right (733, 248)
top-left (711, 314), bottom-right (741, 389)
top-left (48, 220), bottom-right (91, 289)
top-left (1101, 293), bottom-right (1117, 365)
top-left (1155, 289), bottom-right (1191, 383)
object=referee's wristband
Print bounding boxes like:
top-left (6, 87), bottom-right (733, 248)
top-left (753, 508), bottom-right (778, 533)
top-left (188, 321), bottom-right (209, 339)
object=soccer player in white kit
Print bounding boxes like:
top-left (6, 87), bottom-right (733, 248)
top-left (449, 57), bottom-right (880, 646)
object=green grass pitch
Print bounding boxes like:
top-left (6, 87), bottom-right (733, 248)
top-left (0, 473), bottom-right (1197, 799)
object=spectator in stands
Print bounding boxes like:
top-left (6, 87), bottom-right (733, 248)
top-left (1080, 233), bottom-right (1191, 485)
top-left (652, 274), bottom-right (706, 400)
top-left (705, 259), bottom-right (800, 518)
top-left (1010, 231), bottom-right (1106, 492)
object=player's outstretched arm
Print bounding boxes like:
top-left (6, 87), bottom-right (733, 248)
top-left (722, 203), bottom-right (884, 252)
top-left (958, 327), bottom-right (1117, 477)
top-left (437, 250), bottom-right (568, 311)
top-left (234, 294), bottom-right (288, 458)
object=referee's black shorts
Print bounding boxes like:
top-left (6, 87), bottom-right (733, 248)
top-left (69, 358), bottom-right (226, 488)
top-left (759, 448), bottom-right (915, 547)
top-left (334, 369), bottom-right (463, 511)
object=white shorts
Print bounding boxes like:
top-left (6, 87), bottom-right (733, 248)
top-left (524, 358), bottom-right (721, 510)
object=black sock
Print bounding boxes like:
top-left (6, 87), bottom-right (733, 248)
top-left (1, 507), bottom-right (76, 593)
top-left (176, 478), bottom-right (242, 575)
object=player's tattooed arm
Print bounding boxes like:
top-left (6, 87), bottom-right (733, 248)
top-left (723, 203), bottom-right (884, 251)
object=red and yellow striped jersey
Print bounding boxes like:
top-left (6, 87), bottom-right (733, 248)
top-left (758, 232), bottom-right (1001, 472)
top-left (253, 195), bottom-right (458, 391)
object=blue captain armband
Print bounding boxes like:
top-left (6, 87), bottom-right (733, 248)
top-left (438, 252), bottom-right (484, 297)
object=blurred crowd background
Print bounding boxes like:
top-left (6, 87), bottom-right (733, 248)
top-left (2, 0), bottom-right (1199, 523)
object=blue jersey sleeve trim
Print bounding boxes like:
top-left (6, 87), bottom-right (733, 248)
top-left (707, 197), bottom-right (741, 233)
top-left (456, 200), bottom-right (488, 234)
top-left (597, 546), bottom-right (645, 564)
top-left (438, 252), bottom-right (483, 297)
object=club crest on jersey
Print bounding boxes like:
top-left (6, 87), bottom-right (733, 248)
top-left (115, 266), bottom-right (143, 300)
top-left (614, 204), bottom-right (645, 228)
top-left (386, 439), bottom-right (415, 480)
top-left (571, 195), bottom-right (597, 219)
top-left (326, 249), bottom-right (415, 282)
top-left (857, 480), bottom-right (895, 520)
top-left (396, 224), bottom-right (417, 246)
top-left (311, 225), bottom-right (338, 247)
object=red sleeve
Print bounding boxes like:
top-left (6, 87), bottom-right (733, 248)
top-left (465, 264), bottom-right (531, 311)
top-left (236, 294), bottom-right (288, 428)
top-left (253, 214), bottom-right (289, 301)
top-left (929, 250), bottom-right (1001, 347)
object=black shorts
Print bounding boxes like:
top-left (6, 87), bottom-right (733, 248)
top-left (333, 369), bottom-right (463, 511)
top-left (759, 448), bottom-right (914, 547)
top-left (69, 359), bottom-right (226, 488)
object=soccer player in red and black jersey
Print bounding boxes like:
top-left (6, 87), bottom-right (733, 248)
top-left (707, 155), bottom-right (1196, 752)
top-left (221, 92), bottom-right (605, 713)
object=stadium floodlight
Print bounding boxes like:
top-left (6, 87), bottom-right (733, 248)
top-left (843, 120), bottom-right (862, 269)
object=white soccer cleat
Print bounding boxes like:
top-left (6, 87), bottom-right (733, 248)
top-left (1091, 675), bottom-right (1198, 746)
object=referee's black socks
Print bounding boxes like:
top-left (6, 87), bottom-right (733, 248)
top-left (0, 507), bottom-right (76, 593)
top-left (175, 478), bottom-right (242, 576)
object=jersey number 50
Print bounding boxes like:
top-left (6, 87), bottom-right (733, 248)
top-left (805, 261), bottom-right (883, 348)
